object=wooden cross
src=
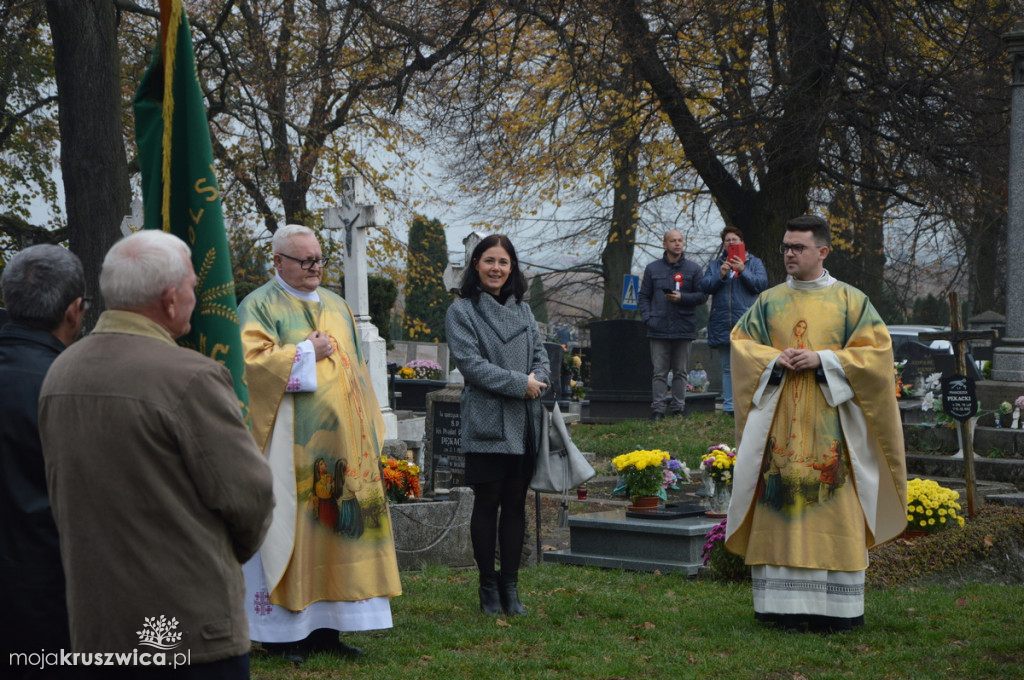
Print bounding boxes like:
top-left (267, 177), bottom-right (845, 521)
top-left (918, 292), bottom-right (999, 519)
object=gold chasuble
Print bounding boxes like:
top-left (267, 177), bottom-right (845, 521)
top-left (240, 280), bottom-right (401, 610)
top-left (725, 278), bottom-right (906, 572)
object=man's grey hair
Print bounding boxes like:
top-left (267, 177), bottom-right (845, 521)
top-left (100, 231), bottom-right (191, 310)
top-left (1, 244), bottom-right (84, 331)
top-left (272, 224), bottom-right (317, 254)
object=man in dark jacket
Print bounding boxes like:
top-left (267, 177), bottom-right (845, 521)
top-left (638, 229), bottom-right (708, 421)
top-left (0, 245), bottom-right (85, 677)
top-left (700, 226), bottom-right (769, 415)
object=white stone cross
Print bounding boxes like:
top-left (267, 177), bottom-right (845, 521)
top-left (324, 176), bottom-right (396, 438)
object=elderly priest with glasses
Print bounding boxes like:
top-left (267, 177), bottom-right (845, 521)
top-left (239, 224), bottom-right (400, 662)
top-left (724, 214), bottom-right (906, 634)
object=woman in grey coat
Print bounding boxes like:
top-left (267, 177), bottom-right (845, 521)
top-left (445, 234), bottom-right (550, 616)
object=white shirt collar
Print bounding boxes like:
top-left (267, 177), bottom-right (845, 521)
top-left (786, 269), bottom-right (835, 290)
top-left (275, 272), bottom-right (320, 302)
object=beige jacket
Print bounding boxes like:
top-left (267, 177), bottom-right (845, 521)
top-left (40, 311), bottom-right (273, 663)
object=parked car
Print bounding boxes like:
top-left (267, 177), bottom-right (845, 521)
top-left (886, 324), bottom-right (952, 356)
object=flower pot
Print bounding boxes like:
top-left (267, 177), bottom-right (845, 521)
top-left (706, 482), bottom-right (731, 517)
top-left (627, 495), bottom-right (660, 512)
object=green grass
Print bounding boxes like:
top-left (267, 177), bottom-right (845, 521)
top-left (252, 566), bottom-right (1024, 679)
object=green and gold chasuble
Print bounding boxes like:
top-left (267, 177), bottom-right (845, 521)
top-left (240, 280), bottom-right (400, 610)
top-left (725, 279), bottom-right (907, 572)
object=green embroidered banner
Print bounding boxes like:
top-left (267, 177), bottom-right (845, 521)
top-left (133, 0), bottom-right (249, 415)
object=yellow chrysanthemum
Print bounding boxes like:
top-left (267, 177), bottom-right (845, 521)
top-left (906, 478), bottom-right (963, 535)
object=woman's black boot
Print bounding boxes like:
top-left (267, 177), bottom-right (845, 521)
top-left (479, 571), bottom-right (502, 615)
top-left (499, 572), bottom-right (527, 616)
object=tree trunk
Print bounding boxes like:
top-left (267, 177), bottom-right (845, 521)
top-left (601, 127), bottom-right (641, 319)
top-left (45, 0), bottom-right (130, 328)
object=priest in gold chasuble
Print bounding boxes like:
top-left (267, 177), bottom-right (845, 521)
top-left (239, 225), bottom-right (400, 654)
top-left (725, 215), bottom-right (906, 633)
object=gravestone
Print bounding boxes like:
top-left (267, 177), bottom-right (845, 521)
top-left (897, 341), bottom-right (947, 385)
top-left (896, 340), bottom-right (982, 385)
top-left (393, 379), bottom-right (447, 412)
top-left (387, 340), bottom-right (450, 380)
top-left (967, 311), bottom-right (1005, 362)
top-left (424, 385), bottom-right (466, 494)
top-left (587, 319), bottom-right (653, 420)
top-left (543, 342), bottom-right (564, 406)
top-left (586, 319), bottom-right (716, 420)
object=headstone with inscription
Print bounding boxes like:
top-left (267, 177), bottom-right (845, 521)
top-left (896, 340), bottom-right (982, 385)
top-left (896, 341), bottom-right (946, 385)
top-left (424, 385), bottom-right (466, 494)
top-left (941, 374), bottom-right (978, 422)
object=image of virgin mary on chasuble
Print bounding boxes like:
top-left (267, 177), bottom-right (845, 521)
top-left (240, 281), bottom-right (401, 612)
top-left (726, 281), bottom-right (906, 573)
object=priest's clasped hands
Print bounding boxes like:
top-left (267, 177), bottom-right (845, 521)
top-left (776, 348), bottom-right (822, 372)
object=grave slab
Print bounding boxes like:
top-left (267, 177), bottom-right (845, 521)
top-left (542, 508), bottom-right (719, 576)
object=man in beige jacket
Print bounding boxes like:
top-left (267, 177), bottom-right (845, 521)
top-left (39, 231), bottom-right (274, 678)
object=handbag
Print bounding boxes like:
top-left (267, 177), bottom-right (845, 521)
top-left (530, 403), bottom-right (596, 494)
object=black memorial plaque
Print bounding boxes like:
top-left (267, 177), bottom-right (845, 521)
top-left (940, 373), bottom-right (977, 423)
top-left (896, 341), bottom-right (946, 384)
top-left (430, 400), bottom-right (465, 486)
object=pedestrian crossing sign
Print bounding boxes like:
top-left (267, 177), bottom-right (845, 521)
top-left (621, 275), bottom-right (639, 310)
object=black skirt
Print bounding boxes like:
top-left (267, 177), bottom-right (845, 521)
top-left (464, 450), bottom-right (536, 485)
top-left (463, 417), bottom-right (537, 486)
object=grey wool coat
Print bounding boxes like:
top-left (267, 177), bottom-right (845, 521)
top-left (445, 293), bottom-right (550, 455)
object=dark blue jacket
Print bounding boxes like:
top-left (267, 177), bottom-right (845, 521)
top-left (0, 322), bottom-right (71, 650)
top-left (699, 250), bottom-right (769, 347)
top-left (638, 253), bottom-right (707, 339)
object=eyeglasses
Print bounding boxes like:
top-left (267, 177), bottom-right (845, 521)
top-left (279, 253), bottom-right (328, 270)
top-left (779, 243), bottom-right (811, 255)
top-left (80, 296), bottom-right (93, 312)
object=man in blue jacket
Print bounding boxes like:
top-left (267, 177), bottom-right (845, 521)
top-left (700, 226), bottom-right (769, 416)
top-left (638, 229), bottom-right (708, 421)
